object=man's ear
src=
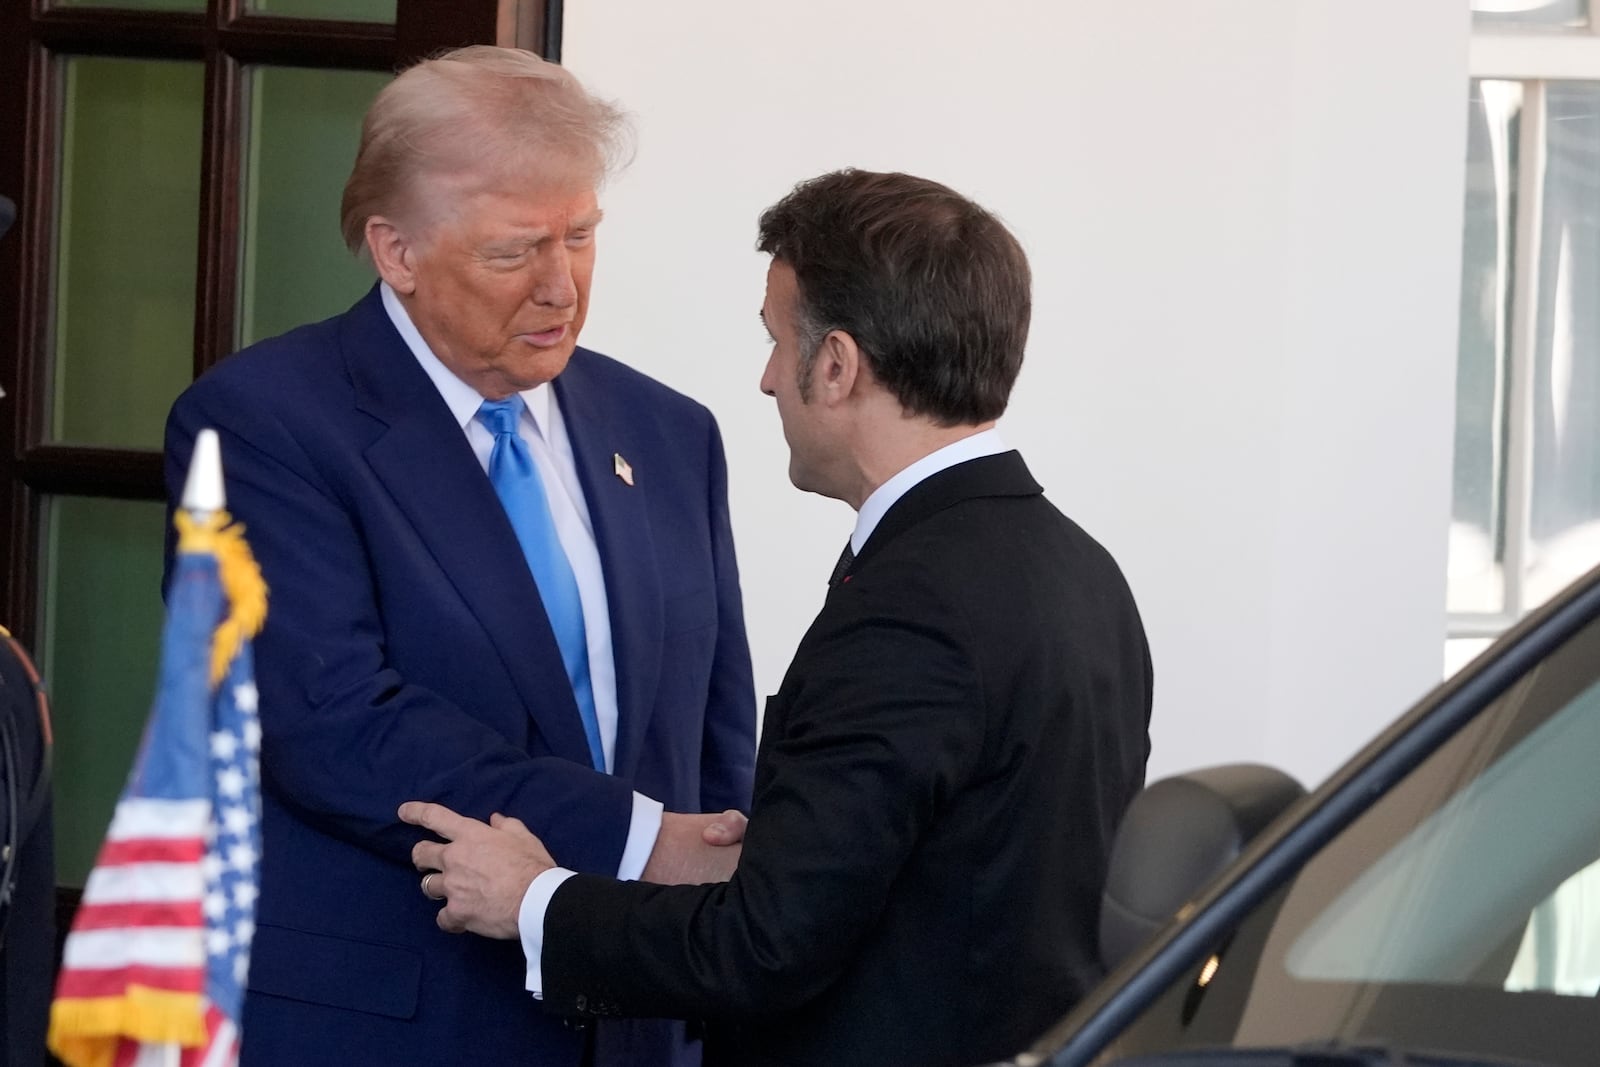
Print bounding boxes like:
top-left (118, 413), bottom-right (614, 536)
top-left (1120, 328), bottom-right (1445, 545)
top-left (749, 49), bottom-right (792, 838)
top-left (816, 330), bottom-right (864, 406)
top-left (366, 216), bottom-right (419, 295)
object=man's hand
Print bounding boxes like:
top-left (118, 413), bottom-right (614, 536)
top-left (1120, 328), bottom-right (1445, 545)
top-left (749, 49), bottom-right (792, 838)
top-left (398, 801), bottom-right (552, 940)
top-left (641, 809), bottom-right (748, 885)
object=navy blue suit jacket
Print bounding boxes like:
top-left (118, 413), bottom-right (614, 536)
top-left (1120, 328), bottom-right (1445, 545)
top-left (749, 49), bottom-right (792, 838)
top-left (163, 286), bottom-right (757, 1066)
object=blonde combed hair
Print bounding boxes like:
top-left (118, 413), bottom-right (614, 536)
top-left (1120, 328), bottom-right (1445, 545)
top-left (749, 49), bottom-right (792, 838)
top-left (339, 46), bottom-right (632, 254)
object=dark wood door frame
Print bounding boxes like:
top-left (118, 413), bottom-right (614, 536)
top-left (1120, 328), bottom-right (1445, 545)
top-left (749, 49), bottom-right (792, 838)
top-left (0, 0), bottom-right (557, 647)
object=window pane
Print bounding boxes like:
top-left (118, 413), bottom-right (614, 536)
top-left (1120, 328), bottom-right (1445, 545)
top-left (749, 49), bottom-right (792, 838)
top-left (54, 0), bottom-right (203, 11)
top-left (238, 65), bottom-right (389, 347)
top-left (1450, 80), bottom-right (1522, 615)
top-left (245, 0), bottom-right (396, 23)
top-left (1473, 0), bottom-right (1587, 27)
top-left (52, 56), bottom-right (202, 449)
top-left (1527, 83), bottom-right (1600, 607)
top-left (40, 496), bottom-right (168, 887)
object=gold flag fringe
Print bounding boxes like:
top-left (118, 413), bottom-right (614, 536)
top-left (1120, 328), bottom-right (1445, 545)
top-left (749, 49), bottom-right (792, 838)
top-left (49, 987), bottom-right (211, 1067)
top-left (174, 510), bottom-right (268, 687)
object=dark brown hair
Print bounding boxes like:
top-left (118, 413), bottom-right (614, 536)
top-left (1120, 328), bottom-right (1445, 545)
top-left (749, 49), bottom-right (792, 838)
top-left (757, 169), bottom-right (1031, 424)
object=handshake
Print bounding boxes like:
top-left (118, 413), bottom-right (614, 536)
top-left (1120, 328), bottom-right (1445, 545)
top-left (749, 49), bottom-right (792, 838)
top-left (398, 802), bottom-right (749, 941)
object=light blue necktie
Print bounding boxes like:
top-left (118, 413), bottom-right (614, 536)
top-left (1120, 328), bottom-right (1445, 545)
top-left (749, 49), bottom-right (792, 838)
top-left (477, 396), bottom-right (605, 771)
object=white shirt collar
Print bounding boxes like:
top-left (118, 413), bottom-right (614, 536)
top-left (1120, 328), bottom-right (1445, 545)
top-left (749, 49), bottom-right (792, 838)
top-left (380, 282), bottom-right (555, 437)
top-left (851, 428), bottom-right (1009, 554)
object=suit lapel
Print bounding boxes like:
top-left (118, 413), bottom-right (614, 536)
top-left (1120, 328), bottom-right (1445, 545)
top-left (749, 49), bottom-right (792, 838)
top-left (341, 288), bottom-right (593, 764)
top-left (553, 355), bottom-right (664, 782)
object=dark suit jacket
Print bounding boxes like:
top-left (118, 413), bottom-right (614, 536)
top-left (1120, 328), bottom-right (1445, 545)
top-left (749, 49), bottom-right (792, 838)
top-left (163, 286), bottom-right (757, 1066)
top-left (542, 450), bottom-right (1153, 1067)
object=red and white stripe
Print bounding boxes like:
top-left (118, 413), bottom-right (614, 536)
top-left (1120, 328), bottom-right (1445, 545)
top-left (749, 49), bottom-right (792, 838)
top-left (55, 797), bottom-right (212, 1002)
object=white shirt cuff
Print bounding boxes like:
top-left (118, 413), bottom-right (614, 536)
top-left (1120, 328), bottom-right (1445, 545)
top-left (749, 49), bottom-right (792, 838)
top-left (519, 792), bottom-right (662, 997)
top-left (617, 791), bottom-right (664, 881)
top-left (520, 867), bottom-right (577, 997)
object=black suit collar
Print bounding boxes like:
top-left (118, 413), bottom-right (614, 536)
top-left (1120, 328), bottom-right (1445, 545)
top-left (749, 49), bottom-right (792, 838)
top-left (848, 450), bottom-right (1041, 580)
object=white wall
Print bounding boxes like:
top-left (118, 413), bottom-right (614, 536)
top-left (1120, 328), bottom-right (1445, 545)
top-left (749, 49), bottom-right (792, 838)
top-left (564, 1), bottom-right (1470, 787)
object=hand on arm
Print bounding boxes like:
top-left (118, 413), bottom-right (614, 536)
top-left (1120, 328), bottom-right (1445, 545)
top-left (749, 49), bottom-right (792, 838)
top-left (641, 809), bottom-right (748, 885)
top-left (398, 800), bottom-right (747, 944)
top-left (400, 801), bottom-right (556, 939)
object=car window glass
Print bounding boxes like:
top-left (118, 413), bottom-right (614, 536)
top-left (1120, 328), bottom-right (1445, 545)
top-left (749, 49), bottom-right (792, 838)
top-left (1505, 857), bottom-right (1600, 996)
top-left (1283, 672), bottom-right (1600, 990)
top-left (1090, 606), bottom-right (1600, 1067)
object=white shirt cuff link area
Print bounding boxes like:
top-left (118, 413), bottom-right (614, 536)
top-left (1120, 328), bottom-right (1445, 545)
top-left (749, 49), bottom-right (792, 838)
top-left (521, 792), bottom-right (662, 996)
top-left (618, 791), bottom-right (664, 882)
top-left (520, 867), bottom-right (577, 997)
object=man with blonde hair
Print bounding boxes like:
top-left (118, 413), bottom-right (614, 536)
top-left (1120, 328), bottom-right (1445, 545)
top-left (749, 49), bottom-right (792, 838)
top-left (164, 46), bottom-right (755, 1067)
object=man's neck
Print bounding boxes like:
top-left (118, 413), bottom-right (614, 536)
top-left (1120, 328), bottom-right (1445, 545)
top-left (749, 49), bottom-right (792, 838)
top-left (842, 418), bottom-right (997, 511)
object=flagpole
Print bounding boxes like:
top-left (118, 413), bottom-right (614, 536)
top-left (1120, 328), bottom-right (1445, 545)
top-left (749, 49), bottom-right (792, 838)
top-left (181, 429), bottom-right (226, 519)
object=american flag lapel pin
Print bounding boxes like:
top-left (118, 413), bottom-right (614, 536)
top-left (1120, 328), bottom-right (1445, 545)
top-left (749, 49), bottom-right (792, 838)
top-left (613, 453), bottom-right (635, 486)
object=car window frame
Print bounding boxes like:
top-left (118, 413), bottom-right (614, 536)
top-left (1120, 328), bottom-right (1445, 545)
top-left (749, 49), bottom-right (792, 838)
top-left (1027, 561), bottom-right (1600, 1067)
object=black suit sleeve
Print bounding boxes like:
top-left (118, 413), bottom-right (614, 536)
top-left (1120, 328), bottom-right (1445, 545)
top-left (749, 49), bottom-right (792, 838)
top-left (542, 555), bottom-right (983, 1019)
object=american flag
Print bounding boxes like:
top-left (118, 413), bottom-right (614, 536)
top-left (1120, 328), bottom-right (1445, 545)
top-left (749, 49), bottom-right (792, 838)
top-left (50, 509), bottom-right (264, 1067)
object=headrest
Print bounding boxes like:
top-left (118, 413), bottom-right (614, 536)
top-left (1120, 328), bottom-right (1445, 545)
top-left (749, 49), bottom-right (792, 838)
top-left (1100, 763), bottom-right (1305, 971)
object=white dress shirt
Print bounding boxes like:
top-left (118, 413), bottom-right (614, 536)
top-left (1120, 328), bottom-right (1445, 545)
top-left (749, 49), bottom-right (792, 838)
top-left (515, 425), bottom-right (1011, 997)
top-left (849, 428), bottom-right (1009, 555)
top-left (380, 284), bottom-right (661, 893)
